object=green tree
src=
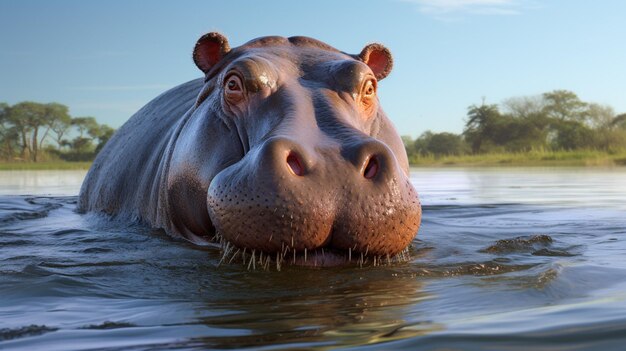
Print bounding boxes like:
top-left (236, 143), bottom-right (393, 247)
top-left (0, 101), bottom-right (114, 162)
top-left (45, 103), bottom-right (72, 149)
top-left (550, 120), bottom-right (595, 150)
top-left (609, 113), bottom-right (626, 150)
top-left (426, 132), bottom-right (465, 156)
top-left (612, 113), bottom-right (626, 129)
top-left (6, 102), bottom-right (76, 162)
top-left (65, 116), bottom-right (115, 160)
top-left (95, 125), bottom-right (115, 154)
top-left (463, 103), bottom-right (502, 153)
top-left (413, 131), bottom-right (433, 155)
top-left (501, 95), bottom-right (551, 150)
top-left (68, 137), bottom-right (93, 156)
top-left (67, 117), bottom-right (99, 157)
top-left (0, 103), bottom-right (19, 160)
top-left (401, 135), bottom-right (416, 157)
top-left (542, 90), bottom-right (588, 123)
top-left (585, 103), bottom-right (617, 150)
top-left (7, 102), bottom-right (47, 161)
top-left (502, 95), bottom-right (545, 119)
top-left (72, 117), bottom-right (100, 138)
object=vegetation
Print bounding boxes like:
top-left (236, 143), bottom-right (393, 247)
top-left (403, 90), bottom-right (626, 166)
top-left (409, 149), bottom-right (626, 167)
top-left (0, 101), bottom-right (114, 163)
top-left (2, 89), bottom-right (625, 169)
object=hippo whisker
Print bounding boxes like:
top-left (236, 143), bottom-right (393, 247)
top-left (216, 236), bottom-right (413, 271)
top-left (217, 242), bottom-right (232, 266)
top-left (229, 248), bottom-right (241, 264)
top-left (264, 255), bottom-right (271, 270)
top-left (247, 250), bottom-right (255, 270)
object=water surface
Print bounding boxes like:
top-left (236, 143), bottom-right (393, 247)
top-left (1, 168), bottom-right (626, 350)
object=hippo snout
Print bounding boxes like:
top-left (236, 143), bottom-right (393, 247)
top-left (206, 136), bottom-right (421, 262)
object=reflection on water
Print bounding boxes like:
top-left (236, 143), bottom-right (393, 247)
top-left (1, 168), bottom-right (626, 350)
top-left (0, 170), bottom-right (86, 195)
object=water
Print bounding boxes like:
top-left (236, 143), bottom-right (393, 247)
top-left (1, 168), bottom-right (626, 350)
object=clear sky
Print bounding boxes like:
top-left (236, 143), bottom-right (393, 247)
top-left (1, 0), bottom-right (625, 137)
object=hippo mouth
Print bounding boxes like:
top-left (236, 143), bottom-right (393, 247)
top-left (215, 233), bottom-right (414, 270)
top-left (205, 137), bottom-right (421, 270)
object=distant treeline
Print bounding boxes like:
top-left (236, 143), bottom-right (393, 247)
top-left (4, 90), bottom-right (626, 164)
top-left (403, 90), bottom-right (626, 161)
top-left (0, 102), bottom-right (114, 162)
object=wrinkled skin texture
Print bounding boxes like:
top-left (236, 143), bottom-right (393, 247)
top-left (78, 33), bottom-right (421, 264)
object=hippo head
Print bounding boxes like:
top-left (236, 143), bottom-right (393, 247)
top-left (165, 33), bottom-right (421, 266)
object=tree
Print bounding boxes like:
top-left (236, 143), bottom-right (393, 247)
top-left (0, 103), bottom-right (8, 120)
top-left (0, 103), bottom-right (19, 160)
top-left (493, 115), bottom-right (548, 152)
top-left (68, 137), bottom-right (93, 156)
top-left (4, 102), bottom-right (77, 162)
top-left (0, 101), bottom-right (115, 162)
top-left (502, 95), bottom-right (545, 120)
top-left (550, 120), bottom-right (595, 150)
top-left (64, 116), bottom-right (116, 160)
top-left (612, 113), bottom-right (626, 129)
top-left (95, 125), bottom-right (115, 154)
top-left (401, 135), bottom-right (416, 156)
top-left (584, 103), bottom-right (617, 150)
top-left (45, 103), bottom-right (72, 149)
top-left (609, 113), bottom-right (626, 150)
top-left (72, 117), bottom-right (100, 139)
top-left (7, 102), bottom-right (47, 161)
top-left (542, 90), bottom-right (588, 123)
top-left (463, 103), bottom-right (502, 153)
top-left (413, 131), bottom-right (434, 155)
top-left (427, 132), bottom-right (465, 156)
top-left (586, 103), bottom-right (615, 129)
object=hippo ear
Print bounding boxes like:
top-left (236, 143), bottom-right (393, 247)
top-left (358, 43), bottom-right (393, 80)
top-left (193, 32), bottom-right (231, 74)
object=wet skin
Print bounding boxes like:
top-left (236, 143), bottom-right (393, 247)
top-left (78, 33), bottom-right (421, 266)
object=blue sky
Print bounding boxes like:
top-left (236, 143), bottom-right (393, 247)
top-left (1, 0), bottom-right (625, 137)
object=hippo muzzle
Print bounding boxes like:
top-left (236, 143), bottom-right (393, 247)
top-left (207, 136), bottom-right (421, 262)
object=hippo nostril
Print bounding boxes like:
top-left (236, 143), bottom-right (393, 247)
top-left (363, 155), bottom-right (379, 179)
top-left (286, 152), bottom-right (304, 176)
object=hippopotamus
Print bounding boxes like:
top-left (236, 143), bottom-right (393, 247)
top-left (78, 32), bottom-right (421, 267)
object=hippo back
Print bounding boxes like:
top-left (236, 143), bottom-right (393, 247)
top-left (78, 78), bottom-right (203, 222)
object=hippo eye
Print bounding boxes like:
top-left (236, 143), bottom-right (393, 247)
top-left (228, 80), bottom-right (237, 90)
top-left (225, 75), bottom-right (243, 92)
top-left (224, 74), bottom-right (245, 105)
top-left (359, 79), bottom-right (377, 115)
top-left (363, 79), bottom-right (376, 98)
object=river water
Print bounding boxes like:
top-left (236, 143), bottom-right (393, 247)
top-left (1, 168), bottom-right (626, 350)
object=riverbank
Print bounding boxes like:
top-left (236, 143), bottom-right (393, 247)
top-left (2, 150), bottom-right (626, 170)
top-left (409, 150), bottom-right (626, 167)
top-left (0, 161), bottom-right (92, 170)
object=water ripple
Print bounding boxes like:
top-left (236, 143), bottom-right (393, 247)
top-left (2, 168), bottom-right (626, 350)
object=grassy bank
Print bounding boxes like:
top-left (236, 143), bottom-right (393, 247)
top-left (0, 161), bottom-right (92, 170)
top-left (2, 150), bottom-right (626, 169)
top-left (409, 150), bottom-right (626, 167)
